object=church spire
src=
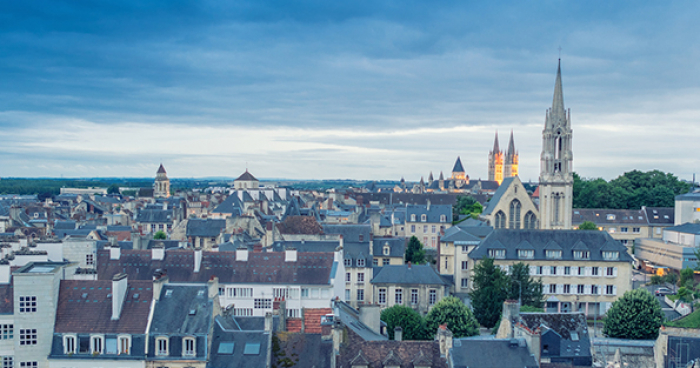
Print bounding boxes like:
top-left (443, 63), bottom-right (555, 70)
top-left (550, 59), bottom-right (566, 124)
top-left (507, 130), bottom-right (515, 157)
top-left (492, 131), bottom-right (500, 153)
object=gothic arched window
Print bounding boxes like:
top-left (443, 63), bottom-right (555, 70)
top-left (509, 200), bottom-right (521, 229)
top-left (524, 211), bottom-right (537, 229)
top-left (494, 211), bottom-right (506, 229)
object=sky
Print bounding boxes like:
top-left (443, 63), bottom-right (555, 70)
top-left (1, 1), bottom-right (700, 182)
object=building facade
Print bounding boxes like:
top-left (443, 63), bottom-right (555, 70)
top-left (154, 164), bottom-right (170, 199)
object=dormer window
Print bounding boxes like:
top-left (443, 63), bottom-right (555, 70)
top-left (357, 258), bottom-right (366, 267)
top-left (64, 335), bottom-right (76, 354)
top-left (488, 249), bottom-right (505, 259)
top-left (546, 250), bottom-right (562, 259)
top-left (156, 336), bottom-right (169, 356)
top-left (344, 258), bottom-right (351, 267)
top-left (602, 251), bottom-right (619, 261)
top-left (383, 245), bottom-right (390, 256)
top-left (91, 335), bottom-right (103, 355)
top-left (440, 215), bottom-right (446, 223)
top-left (183, 337), bottom-right (196, 357)
top-left (606, 214), bottom-right (615, 220)
top-left (573, 250), bottom-right (590, 260)
top-left (517, 250), bottom-right (534, 259)
top-left (411, 214), bottom-right (416, 222)
top-left (421, 214), bottom-right (427, 222)
top-left (118, 335), bottom-right (131, 355)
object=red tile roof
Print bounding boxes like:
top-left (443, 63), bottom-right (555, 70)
top-left (54, 280), bottom-right (153, 334)
top-left (304, 308), bottom-right (332, 334)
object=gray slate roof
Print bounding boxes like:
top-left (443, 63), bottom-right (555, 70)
top-left (482, 177), bottom-right (516, 215)
top-left (150, 285), bottom-right (212, 335)
top-left (212, 195), bottom-right (243, 216)
top-left (441, 226), bottom-right (482, 244)
top-left (643, 207), bottom-right (674, 225)
top-left (187, 219), bottom-right (226, 237)
top-left (450, 338), bottom-right (538, 368)
top-left (371, 264), bottom-right (449, 285)
top-left (406, 204), bottom-right (451, 223)
top-left (665, 222), bottom-right (700, 235)
top-left (372, 237), bottom-right (405, 258)
top-left (208, 316), bottom-right (269, 368)
top-left (572, 208), bottom-right (648, 226)
top-left (135, 209), bottom-right (173, 223)
top-left (322, 224), bottom-right (371, 242)
top-left (469, 230), bottom-right (633, 262)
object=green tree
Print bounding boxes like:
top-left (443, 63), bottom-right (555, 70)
top-left (650, 275), bottom-right (663, 285)
top-left (681, 268), bottom-right (695, 289)
top-left (603, 289), bottom-right (663, 340)
top-left (107, 184), bottom-right (121, 195)
top-left (577, 221), bottom-right (598, 230)
top-left (507, 263), bottom-right (544, 308)
top-left (380, 305), bottom-right (426, 340)
top-left (153, 231), bottom-right (167, 240)
top-left (405, 236), bottom-right (426, 264)
top-left (665, 272), bottom-right (679, 291)
top-left (470, 257), bottom-right (509, 328)
top-left (695, 248), bottom-right (700, 271)
top-left (425, 296), bottom-right (479, 338)
top-left (453, 195), bottom-right (483, 221)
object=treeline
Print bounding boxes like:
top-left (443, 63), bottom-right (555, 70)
top-left (573, 170), bottom-right (690, 209)
top-left (0, 179), bottom-right (151, 197)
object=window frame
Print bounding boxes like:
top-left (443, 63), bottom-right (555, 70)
top-left (18, 296), bottom-right (37, 313)
top-left (118, 335), bottom-right (131, 355)
top-left (156, 336), bottom-right (169, 356)
top-left (64, 334), bottom-right (77, 354)
top-left (378, 288), bottom-right (386, 304)
top-left (395, 289), bottom-right (402, 305)
top-left (19, 329), bottom-right (37, 346)
top-left (183, 336), bottom-right (196, 357)
top-left (91, 334), bottom-right (104, 355)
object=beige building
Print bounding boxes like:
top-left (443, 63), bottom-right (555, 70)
top-left (480, 176), bottom-right (539, 230)
top-left (469, 230), bottom-right (633, 317)
top-left (154, 164), bottom-right (170, 198)
top-left (233, 170), bottom-right (260, 190)
top-left (370, 264), bottom-right (450, 316)
top-left (438, 221), bottom-right (493, 293)
top-left (405, 203), bottom-right (451, 249)
top-left (635, 223), bottom-right (700, 271)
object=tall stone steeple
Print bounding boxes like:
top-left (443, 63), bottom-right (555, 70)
top-left (504, 130), bottom-right (519, 178)
top-left (488, 132), bottom-right (504, 184)
top-left (539, 59), bottom-right (573, 229)
top-left (154, 164), bottom-right (171, 198)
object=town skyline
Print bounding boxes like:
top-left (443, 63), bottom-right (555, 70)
top-left (2, 1), bottom-right (700, 181)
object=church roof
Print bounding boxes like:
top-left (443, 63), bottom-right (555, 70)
top-left (452, 157), bottom-right (465, 173)
top-left (428, 172), bottom-right (434, 181)
top-left (549, 59), bottom-right (567, 128)
top-left (235, 170), bottom-right (258, 182)
top-left (157, 164), bottom-right (167, 174)
top-left (439, 171), bottom-right (444, 180)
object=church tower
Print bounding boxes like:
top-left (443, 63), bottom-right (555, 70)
top-left (539, 60), bottom-right (573, 229)
top-left (154, 164), bottom-right (170, 198)
top-left (488, 132), bottom-right (504, 184)
top-left (504, 130), bottom-right (519, 178)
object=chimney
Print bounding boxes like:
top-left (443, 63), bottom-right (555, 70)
top-left (152, 272), bottom-right (169, 301)
top-left (359, 304), bottom-right (382, 335)
top-left (131, 232), bottom-right (141, 249)
top-left (111, 273), bottom-right (128, 320)
top-left (285, 248), bottom-right (297, 262)
top-left (207, 276), bottom-right (219, 299)
top-left (265, 312), bottom-right (273, 332)
top-left (426, 199), bottom-right (431, 211)
top-left (279, 300), bottom-right (287, 332)
top-left (211, 244), bottom-right (219, 253)
top-left (109, 243), bottom-right (121, 260)
top-left (394, 326), bottom-right (402, 341)
top-left (194, 247), bottom-right (202, 273)
top-left (0, 261), bottom-right (10, 284)
top-left (408, 261), bottom-right (411, 269)
top-left (152, 243), bottom-right (165, 261)
top-left (436, 324), bottom-right (453, 357)
top-left (236, 247), bottom-right (248, 262)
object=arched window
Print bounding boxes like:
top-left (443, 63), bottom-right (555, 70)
top-left (494, 211), bottom-right (506, 229)
top-left (509, 200), bottom-right (521, 229)
top-left (524, 211), bottom-right (537, 229)
top-left (421, 214), bottom-right (427, 222)
top-left (410, 214), bottom-right (416, 222)
top-left (183, 336), bottom-right (196, 357)
top-left (383, 245), bottom-right (390, 256)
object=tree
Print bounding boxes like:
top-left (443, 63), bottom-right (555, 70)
top-left (425, 296), bottom-right (479, 338)
top-left (405, 236), bottom-right (426, 264)
top-left (153, 231), bottom-right (167, 240)
top-left (680, 268), bottom-right (695, 289)
top-left (665, 272), bottom-right (679, 291)
top-left (507, 263), bottom-right (544, 308)
top-left (453, 195), bottom-right (483, 221)
top-left (603, 289), bottom-right (663, 340)
top-left (650, 275), bottom-right (663, 285)
top-left (380, 305), bottom-right (426, 340)
top-left (107, 184), bottom-right (121, 194)
top-left (469, 257), bottom-right (509, 328)
top-left (577, 221), bottom-right (598, 230)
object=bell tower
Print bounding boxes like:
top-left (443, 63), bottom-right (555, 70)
top-left (539, 60), bottom-right (573, 229)
top-left (154, 164), bottom-right (170, 198)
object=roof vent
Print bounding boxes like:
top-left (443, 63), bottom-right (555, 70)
top-left (133, 293), bottom-right (140, 299)
top-left (509, 339), bottom-right (519, 348)
top-left (189, 309), bottom-right (197, 315)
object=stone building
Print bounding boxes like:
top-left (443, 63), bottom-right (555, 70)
top-left (480, 176), bottom-right (539, 230)
top-left (539, 60), bottom-right (574, 230)
top-left (370, 264), bottom-right (451, 316)
top-left (405, 203), bottom-right (451, 249)
top-left (154, 164), bottom-right (171, 199)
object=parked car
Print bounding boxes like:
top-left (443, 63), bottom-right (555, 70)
top-left (655, 287), bottom-right (673, 296)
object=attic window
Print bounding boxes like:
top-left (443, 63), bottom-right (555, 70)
top-left (189, 309), bottom-right (196, 315)
top-left (165, 290), bottom-right (173, 297)
top-left (218, 342), bottom-right (234, 355)
top-left (197, 290), bottom-right (205, 296)
top-left (244, 342), bottom-right (261, 355)
top-left (421, 214), bottom-right (427, 222)
top-left (133, 294), bottom-right (140, 299)
top-left (570, 332), bottom-right (579, 341)
top-left (383, 246), bottom-right (390, 256)
top-left (357, 259), bottom-right (366, 267)
top-left (606, 214), bottom-right (615, 220)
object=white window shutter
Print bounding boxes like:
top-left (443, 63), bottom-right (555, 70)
top-left (530, 266), bottom-right (537, 275)
top-left (585, 267), bottom-right (592, 276)
top-left (613, 286), bottom-right (617, 295)
top-left (557, 284), bottom-right (563, 294)
top-left (585, 285), bottom-right (591, 295)
top-left (613, 267), bottom-right (618, 277)
top-left (598, 285), bottom-right (603, 295)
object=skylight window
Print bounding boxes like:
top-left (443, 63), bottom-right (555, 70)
top-left (244, 342), bottom-right (261, 355)
top-left (165, 290), bottom-right (173, 297)
top-left (218, 342), bottom-right (234, 354)
top-left (570, 332), bottom-right (579, 341)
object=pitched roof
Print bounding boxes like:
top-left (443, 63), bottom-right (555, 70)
top-left (450, 338), bottom-right (538, 368)
top-left (452, 157), bottom-right (465, 173)
top-left (150, 285), bottom-right (212, 335)
top-left (157, 164), bottom-right (167, 174)
top-left (135, 209), bottom-right (173, 223)
top-left (55, 279), bottom-right (153, 334)
top-left (322, 224), bottom-right (371, 242)
top-left (571, 208), bottom-right (648, 226)
top-left (96, 249), bottom-right (336, 285)
top-left (235, 170), bottom-right (258, 182)
top-left (470, 229), bottom-right (633, 262)
top-left (371, 264), bottom-right (449, 285)
top-left (482, 176), bottom-right (517, 215)
top-left (406, 204), bottom-right (451, 223)
top-left (187, 219), bottom-right (227, 237)
top-left (643, 207), bottom-right (674, 225)
top-left (665, 222), bottom-right (700, 235)
top-left (208, 317), bottom-right (269, 368)
top-left (372, 237), bottom-right (405, 258)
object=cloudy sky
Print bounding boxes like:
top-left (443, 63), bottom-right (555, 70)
top-left (1, 1), bottom-right (699, 181)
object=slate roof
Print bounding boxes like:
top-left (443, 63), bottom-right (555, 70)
top-left (54, 279), bottom-right (153, 334)
top-left (235, 170), bottom-right (258, 182)
top-left (0, 283), bottom-right (13, 314)
top-left (187, 219), bottom-right (227, 237)
top-left (469, 230), bottom-right (633, 262)
top-left (135, 209), bottom-right (173, 223)
top-left (272, 332), bottom-right (332, 368)
top-left (322, 224), bottom-right (371, 242)
top-left (482, 177), bottom-right (516, 215)
top-left (208, 316), bottom-right (269, 368)
top-left (157, 164), bottom-right (167, 174)
top-left (54, 220), bottom-right (77, 230)
top-left (450, 338), bottom-right (538, 368)
top-left (96, 249), bottom-right (336, 285)
top-left (339, 338), bottom-right (446, 368)
top-left (269, 241), bottom-right (339, 253)
top-left (212, 195), bottom-right (243, 216)
top-left (441, 226), bottom-right (482, 244)
top-left (571, 208), bottom-right (648, 226)
top-left (343, 241), bottom-right (373, 268)
top-left (405, 204), bottom-right (452, 223)
top-left (146, 240), bottom-right (182, 249)
top-left (643, 207), bottom-right (674, 225)
top-left (333, 301), bottom-right (387, 341)
top-left (371, 264), bottom-right (449, 285)
top-left (452, 157), bottom-right (465, 173)
top-left (675, 192), bottom-right (700, 201)
top-left (665, 223), bottom-right (700, 235)
top-left (372, 237), bottom-right (405, 258)
top-left (517, 312), bottom-right (591, 361)
top-left (150, 285), bottom-right (212, 335)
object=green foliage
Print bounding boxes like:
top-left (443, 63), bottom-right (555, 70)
top-left (603, 289), bottom-right (663, 340)
top-left (665, 309), bottom-right (700, 328)
top-left (573, 170), bottom-right (689, 209)
top-left (122, 190), bottom-right (137, 197)
top-left (470, 257), bottom-right (509, 328)
top-left (107, 184), bottom-right (121, 194)
top-left (650, 275), bottom-right (663, 285)
top-left (681, 268), bottom-right (695, 288)
top-left (453, 195), bottom-right (483, 221)
top-left (153, 231), bottom-right (167, 240)
top-left (577, 221), bottom-right (598, 230)
top-left (677, 287), bottom-right (694, 304)
top-left (664, 272), bottom-right (679, 287)
top-left (507, 263), bottom-right (544, 308)
top-left (425, 296), bottom-right (479, 338)
top-left (695, 249), bottom-right (700, 271)
top-left (380, 305), bottom-right (427, 340)
top-left (519, 305), bottom-right (545, 313)
top-left (405, 236), bottom-right (426, 264)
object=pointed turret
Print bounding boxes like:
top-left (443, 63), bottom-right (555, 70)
top-left (438, 171), bottom-right (444, 181)
top-left (452, 157), bottom-right (465, 173)
top-left (507, 130), bottom-right (515, 157)
top-left (492, 131), bottom-right (500, 154)
top-left (157, 164), bottom-right (167, 174)
top-left (428, 171), bottom-right (434, 183)
top-left (552, 59), bottom-right (565, 116)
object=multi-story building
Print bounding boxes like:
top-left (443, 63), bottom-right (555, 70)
top-left (438, 222), bottom-right (493, 292)
top-left (404, 203), bottom-right (451, 249)
top-left (469, 230), bottom-right (633, 316)
top-left (480, 176), bottom-right (539, 230)
top-left (635, 223), bottom-right (700, 271)
top-left (674, 192), bottom-right (700, 225)
top-left (371, 237), bottom-right (405, 268)
top-left (370, 264), bottom-right (451, 316)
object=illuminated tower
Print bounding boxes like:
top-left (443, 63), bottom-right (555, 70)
top-left (488, 132), bottom-right (504, 184)
top-left (504, 130), bottom-right (519, 178)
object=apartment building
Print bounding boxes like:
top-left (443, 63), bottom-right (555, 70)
top-left (405, 203), bottom-right (451, 249)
